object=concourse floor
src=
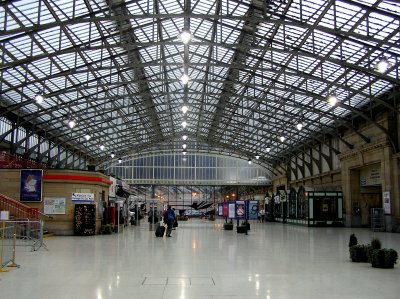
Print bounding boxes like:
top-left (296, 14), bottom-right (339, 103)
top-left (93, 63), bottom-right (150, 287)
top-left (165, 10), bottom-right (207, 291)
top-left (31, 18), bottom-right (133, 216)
top-left (1, 219), bottom-right (400, 299)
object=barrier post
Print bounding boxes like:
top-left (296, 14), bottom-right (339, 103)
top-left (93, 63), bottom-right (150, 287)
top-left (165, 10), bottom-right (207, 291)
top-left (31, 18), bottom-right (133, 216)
top-left (0, 221), bottom-right (8, 272)
top-left (8, 225), bottom-right (19, 268)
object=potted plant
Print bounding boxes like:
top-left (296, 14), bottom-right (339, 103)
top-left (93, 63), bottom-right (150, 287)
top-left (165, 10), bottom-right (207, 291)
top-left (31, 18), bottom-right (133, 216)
top-left (369, 248), bottom-right (398, 268)
top-left (349, 244), bottom-right (369, 262)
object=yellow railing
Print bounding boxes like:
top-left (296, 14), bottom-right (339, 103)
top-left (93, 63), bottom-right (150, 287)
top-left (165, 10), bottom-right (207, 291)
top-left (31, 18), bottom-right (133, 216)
top-left (0, 221), bottom-right (19, 272)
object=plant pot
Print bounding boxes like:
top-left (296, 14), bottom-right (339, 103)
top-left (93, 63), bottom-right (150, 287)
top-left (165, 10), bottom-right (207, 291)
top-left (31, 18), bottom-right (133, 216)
top-left (350, 245), bottom-right (369, 262)
top-left (370, 249), bottom-right (398, 269)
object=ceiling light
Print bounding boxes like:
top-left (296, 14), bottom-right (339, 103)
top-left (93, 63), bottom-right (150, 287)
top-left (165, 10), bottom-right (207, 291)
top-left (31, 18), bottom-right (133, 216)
top-left (248, 159), bottom-right (252, 165)
top-left (296, 123), bottom-right (303, 131)
top-left (182, 144), bottom-right (187, 149)
top-left (179, 28), bottom-right (192, 44)
top-left (376, 57), bottom-right (390, 73)
top-left (181, 74), bottom-right (190, 85)
top-left (35, 93), bottom-right (45, 104)
top-left (182, 135), bottom-right (188, 141)
top-left (100, 145), bottom-right (105, 151)
top-left (327, 94), bottom-right (338, 106)
top-left (181, 120), bottom-right (187, 128)
top-left (110, 152), bottom-right (115, 159)
top-left (279, 136), bottom-right (285, 142)
top-left (182, 149), bottom-right (187, 155)
top-left (118, 158), bottom-right (122, 164)
top-left (68, 120), bottom-right (76, 129)
top-left (255, 155), bottom-right (260, 160)
top-left (84, 134), bottom-right (91, 141)
top-left (266, 146), bottom-right (271, 153)
top-left (182, 105), bottom-right (188, 114)
top-left (182, 157), bottom-right (187, 162)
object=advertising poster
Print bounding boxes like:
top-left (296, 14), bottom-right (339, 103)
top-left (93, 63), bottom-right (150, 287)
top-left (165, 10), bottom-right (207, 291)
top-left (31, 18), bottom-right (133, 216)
top-left (383, 191), bottom-right (391, 214)
top-left (222, 202), bottom-right (229, 217)
top-left (20, 169), bottom-right (43, 202)
top-left (44, 197), bottom-right (66, 214)
top-left (228, 202), bottom-right (236, 218)
top-left (247, 200), bottom-right (258, 220)
top-left (218, 203), bottom-right (223, 216)
top-left (236, 200), bottom-right (245, 218)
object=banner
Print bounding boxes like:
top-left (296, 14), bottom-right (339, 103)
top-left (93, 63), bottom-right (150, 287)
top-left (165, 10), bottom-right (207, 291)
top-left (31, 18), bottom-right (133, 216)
top-left (20, 169), bottom-right (43, 202)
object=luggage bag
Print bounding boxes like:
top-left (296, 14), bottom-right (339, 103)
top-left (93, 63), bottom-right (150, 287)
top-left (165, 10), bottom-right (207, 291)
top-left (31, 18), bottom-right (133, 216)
top-left (155, 224), bottom-right (166, 237)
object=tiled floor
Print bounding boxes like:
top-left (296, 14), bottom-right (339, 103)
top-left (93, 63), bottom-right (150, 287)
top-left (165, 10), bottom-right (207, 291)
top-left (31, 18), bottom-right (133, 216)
top-left (1, 219), bottom-right (400, 299)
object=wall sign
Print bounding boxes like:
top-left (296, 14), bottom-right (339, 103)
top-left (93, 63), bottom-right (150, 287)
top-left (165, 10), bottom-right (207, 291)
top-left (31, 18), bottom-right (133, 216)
top-left (72, 193), bottom-right (94, 202)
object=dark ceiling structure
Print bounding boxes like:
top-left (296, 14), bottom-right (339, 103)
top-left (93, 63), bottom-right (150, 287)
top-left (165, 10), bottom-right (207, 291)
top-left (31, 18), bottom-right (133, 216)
top-left (0, 0), bottom-right (399, 172)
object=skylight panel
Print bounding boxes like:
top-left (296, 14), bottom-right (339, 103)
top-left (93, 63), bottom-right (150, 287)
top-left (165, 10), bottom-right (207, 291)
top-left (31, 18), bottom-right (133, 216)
top-left (219, 24), bottom-right (241, 44)
top-left (369, 79), bottom-right (393, 97)
top-left (191, 19), bottom-right (214, 41)
top-left (159, 0), bottom-right (183, 14)
top-left (66, 23), bottom-right (92, 44)
top-left (367, 12), bottom-right (398, 40)
top-left (192, 0), bottom-right (215, 14)
top-left (301, 0), bottom-right (329, 24)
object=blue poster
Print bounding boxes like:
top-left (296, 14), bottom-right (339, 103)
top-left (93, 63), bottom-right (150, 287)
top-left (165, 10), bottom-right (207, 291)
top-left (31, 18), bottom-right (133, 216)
top-left (20, 169), bottom-right (43, 202)
top-left (247, 200), bottom-right (259, 220)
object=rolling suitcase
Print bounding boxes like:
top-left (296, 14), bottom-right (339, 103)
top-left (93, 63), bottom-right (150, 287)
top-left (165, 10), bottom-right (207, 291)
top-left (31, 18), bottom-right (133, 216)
top-left (155, 224), bottom-right (166, 237)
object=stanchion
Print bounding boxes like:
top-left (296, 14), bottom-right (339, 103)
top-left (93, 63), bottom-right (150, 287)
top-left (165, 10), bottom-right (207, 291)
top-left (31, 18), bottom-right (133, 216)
top-left (0, 221), bottom-right (9, 272)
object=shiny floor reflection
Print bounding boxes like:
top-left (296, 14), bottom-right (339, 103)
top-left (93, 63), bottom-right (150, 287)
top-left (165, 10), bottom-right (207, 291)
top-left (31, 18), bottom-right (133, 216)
top-left (1, 219), bottom-right (400, 299)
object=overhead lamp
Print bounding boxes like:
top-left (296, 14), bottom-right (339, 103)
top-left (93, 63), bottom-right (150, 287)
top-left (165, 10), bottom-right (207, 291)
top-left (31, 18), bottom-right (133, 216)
top-left (296, 122), bottom-right (303, 131)
top-left (248, 159), bottom-right (252, 165)
top-left (179, 28), bottom-right (192, 44)
top-left (255, 155), bottom-right (260, 160)
top-left (68, 120), bottom-right (76, 129)
top-left (182, 143), bottom-right (187, 149)
top-left (181, 120), bottom-right (187, 128)
top-left (327, 93), bottom-right (338, 106)
top-left (182, 105), bottom-right (189, 114)
top-left (35, 93), bottom-right (45, 104)
top-left (100, 145), bottom-right (105, 151)
top-left (279, 136), bottom-right (286, 142)
top-left (110, 152), bottom-right (115, 159)
top-left (375, 57), bottom-right (390, 73)
top-left (181, 74), bottom-right (190, 85)
top-left (182, 149), bottom-right (187, 155)
top-left (84, 134), bottom-right (91, 141)
top-left (118, 158), bottom-right (122, 164)
top-left (266, 146), bottom-right (271, 153)
top-left (182, 157), bottom-right (187, 162)
top-left (182, 135), bottom-right (188, 141)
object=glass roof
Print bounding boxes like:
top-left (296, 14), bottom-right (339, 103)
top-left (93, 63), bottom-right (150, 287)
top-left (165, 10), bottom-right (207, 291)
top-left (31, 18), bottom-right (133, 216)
top-left (0, 0), bottom-right (399, 169)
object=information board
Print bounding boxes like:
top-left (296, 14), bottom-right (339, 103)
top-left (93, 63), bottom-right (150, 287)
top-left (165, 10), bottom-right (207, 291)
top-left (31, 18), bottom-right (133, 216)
top-left (44, 197), bottom-right (66, 214)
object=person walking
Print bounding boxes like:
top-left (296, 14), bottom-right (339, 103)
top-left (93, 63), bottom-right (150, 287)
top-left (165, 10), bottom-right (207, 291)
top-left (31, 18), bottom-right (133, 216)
top-left (259, 208), bottom-right (265, 223)
top-left (164, 206), bottom-right (176, 237)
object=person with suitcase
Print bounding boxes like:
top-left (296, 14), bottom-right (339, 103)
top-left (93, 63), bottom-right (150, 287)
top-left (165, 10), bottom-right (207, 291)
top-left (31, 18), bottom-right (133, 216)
top-left (164, 206), bottom-right (176, 237)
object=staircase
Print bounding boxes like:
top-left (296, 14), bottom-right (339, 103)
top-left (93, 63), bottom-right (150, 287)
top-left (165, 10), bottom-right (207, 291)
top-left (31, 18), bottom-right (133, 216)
top-left (0, 194), bottom-right (38, 220)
